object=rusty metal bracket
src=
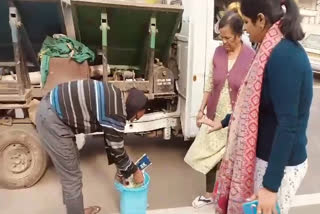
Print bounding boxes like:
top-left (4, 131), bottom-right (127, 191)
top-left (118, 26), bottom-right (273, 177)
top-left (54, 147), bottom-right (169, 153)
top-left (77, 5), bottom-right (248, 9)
top-left (0, 117), bottom-right (13, 126)
top-left (8, 3), bottom-right (31, 95)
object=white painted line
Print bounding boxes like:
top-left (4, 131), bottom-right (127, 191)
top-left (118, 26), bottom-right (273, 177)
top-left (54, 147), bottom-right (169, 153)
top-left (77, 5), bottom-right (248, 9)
top-left (113, 194), bottom-right (320, 214)
top-left (291, 193), bottom-right (320, 207)
top-left (113, 206), bottom-right (214, 214)
top-left (147, 206), bottom-right (213, 214)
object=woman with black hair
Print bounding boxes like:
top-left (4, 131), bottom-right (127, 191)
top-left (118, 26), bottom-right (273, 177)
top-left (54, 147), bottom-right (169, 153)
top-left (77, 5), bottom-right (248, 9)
top-left (202, 0), bottom-right (313, 214)
top-left (184, 10), bottom-right (255, 208)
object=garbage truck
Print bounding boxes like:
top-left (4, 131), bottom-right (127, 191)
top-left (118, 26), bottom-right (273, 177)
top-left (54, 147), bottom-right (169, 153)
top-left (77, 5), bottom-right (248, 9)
top-left (0, 0), bottom-right (230, 189)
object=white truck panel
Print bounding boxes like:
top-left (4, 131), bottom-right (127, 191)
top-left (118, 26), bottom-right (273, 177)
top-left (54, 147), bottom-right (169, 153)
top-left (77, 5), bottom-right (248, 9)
top-left (178, 0), bottom-right (219, 139)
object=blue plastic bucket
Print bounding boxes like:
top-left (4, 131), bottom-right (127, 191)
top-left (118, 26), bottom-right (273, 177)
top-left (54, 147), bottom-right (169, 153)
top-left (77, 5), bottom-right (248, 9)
top-left (115, 173), bottom-right (150, 214)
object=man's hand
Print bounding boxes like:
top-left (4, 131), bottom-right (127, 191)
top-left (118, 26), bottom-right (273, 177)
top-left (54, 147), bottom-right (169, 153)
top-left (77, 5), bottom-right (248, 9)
top-left (196, 110), bottom-right (204, 128)
top-left (115, 169), bottom-right (144, 185)
top-left (133, 169), bottom-right (144, 184)
top-left (247, 188), bottom-right (278, 214)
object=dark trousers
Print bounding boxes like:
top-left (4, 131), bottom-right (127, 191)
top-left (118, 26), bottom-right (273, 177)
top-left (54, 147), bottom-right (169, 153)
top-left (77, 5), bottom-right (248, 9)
top-left (206, 162), bottom-right (220, 193)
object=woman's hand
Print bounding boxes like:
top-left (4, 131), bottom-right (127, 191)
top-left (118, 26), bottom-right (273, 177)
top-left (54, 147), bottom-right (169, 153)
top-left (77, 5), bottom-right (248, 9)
top-left (248, 188), bottom-right (278, 214)
top-left (198, 116), bottom-right (223, 133)
top-left (196, 110), bottom-right (204, 127)
top-left (207, 120), bottom-right (223, 133)
top-left (257, 188), bottom-right (278, 214)
top-left (198, 116), bottom-right (212, 126)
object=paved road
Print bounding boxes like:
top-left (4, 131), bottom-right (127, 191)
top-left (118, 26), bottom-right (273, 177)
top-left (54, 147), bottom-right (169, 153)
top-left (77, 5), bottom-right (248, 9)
top-left (0, 84), bottom-right (319, 214)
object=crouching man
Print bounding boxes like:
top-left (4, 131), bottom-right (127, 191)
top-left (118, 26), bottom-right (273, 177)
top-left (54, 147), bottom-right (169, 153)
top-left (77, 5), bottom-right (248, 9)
top-left (36, 79), bottom-right (147, 214)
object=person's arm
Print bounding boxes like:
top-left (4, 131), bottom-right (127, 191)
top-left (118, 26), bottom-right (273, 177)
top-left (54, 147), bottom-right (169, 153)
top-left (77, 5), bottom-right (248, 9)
top-left (104, 128), bottom-right (137, 178)
top-left (197, 113), bottom-right (230, 133)
top-left (201, 60), bottom-right (214, 113)
top-left (199, 92), bottom-right (210, 114)
top-left (221, 114), bottom-right (231, 128)
top-left (198, 113), bottom-right (231, 128)
top-left (197, 92), bottom-right (210, 128)
top-left (197, 62), bottom-right (214, 126)
top-left (199, 60), bottom-right (230, 129)
top-left (262, 50), bottom-right (303, 192)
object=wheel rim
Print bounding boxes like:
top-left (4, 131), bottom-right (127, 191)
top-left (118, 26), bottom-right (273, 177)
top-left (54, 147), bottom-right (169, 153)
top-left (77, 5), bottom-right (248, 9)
top-left (3, 143), bottom-right (32, 174)
top-left (0, 128), bottom-right (48, 189)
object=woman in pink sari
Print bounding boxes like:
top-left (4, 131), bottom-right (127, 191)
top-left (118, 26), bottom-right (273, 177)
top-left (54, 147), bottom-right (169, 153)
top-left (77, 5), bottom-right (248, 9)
top-left (200, 0), bottom-right (313, 214)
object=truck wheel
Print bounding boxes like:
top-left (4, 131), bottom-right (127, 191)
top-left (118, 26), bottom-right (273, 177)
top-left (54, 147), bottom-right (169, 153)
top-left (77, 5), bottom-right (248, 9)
top-left (0, 126), bottom-right (48, 189)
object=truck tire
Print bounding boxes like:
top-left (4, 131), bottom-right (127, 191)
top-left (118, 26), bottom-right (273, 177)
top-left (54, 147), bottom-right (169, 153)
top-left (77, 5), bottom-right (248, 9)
top-left (0, 125), bottom-right (48, 189)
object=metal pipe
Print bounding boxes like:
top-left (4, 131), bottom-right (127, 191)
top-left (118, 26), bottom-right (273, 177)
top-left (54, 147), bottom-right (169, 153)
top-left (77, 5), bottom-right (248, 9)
top-left (175, 80), bottom-right (186, 99)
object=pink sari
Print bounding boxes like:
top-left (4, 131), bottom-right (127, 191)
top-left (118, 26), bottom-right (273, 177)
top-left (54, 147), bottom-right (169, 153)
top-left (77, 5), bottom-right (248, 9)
top-left (213, 22), bottom-right (284, 214)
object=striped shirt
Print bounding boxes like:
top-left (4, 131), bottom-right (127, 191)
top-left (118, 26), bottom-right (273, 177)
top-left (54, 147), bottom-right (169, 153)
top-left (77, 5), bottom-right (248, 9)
top-left (50, 79), bottom-right (137, 178)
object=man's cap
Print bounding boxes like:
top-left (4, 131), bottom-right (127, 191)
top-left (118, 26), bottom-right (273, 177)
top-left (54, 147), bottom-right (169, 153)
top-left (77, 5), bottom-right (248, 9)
top-left (126, 88), bottom-right (148, 120)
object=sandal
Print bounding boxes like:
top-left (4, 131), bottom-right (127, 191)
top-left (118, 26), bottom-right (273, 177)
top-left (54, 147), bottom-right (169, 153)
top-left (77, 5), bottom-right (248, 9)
top-left (192, 196), bottom-right (213, 208)
top-left (84, 206), bottom-right (101, 214)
